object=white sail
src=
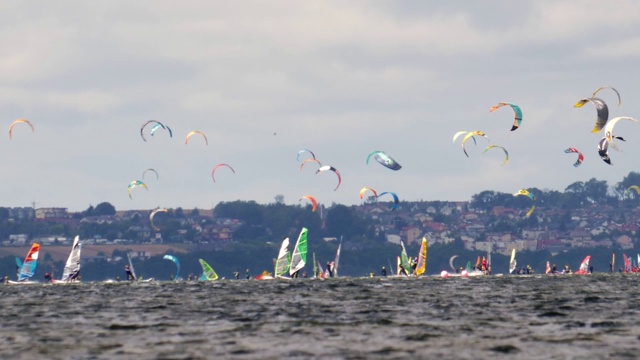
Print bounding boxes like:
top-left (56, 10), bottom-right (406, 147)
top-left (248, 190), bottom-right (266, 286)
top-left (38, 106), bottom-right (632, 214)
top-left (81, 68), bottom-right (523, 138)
top-left (333, 240), bottom-right (342, 277)
top-left (127, 253), bottom-right (138, 280)
top-left (274, 237), bottom-right (290, 277)
top-left (61, 235), bottom-right (82, 281)
top-left (509, 248), bottom-right (517, 274)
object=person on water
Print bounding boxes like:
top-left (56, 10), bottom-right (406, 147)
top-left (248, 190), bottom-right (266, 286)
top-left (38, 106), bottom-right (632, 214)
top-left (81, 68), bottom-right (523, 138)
top-left (326, 261), bottom-right (334, 277)
top-left (245, 269), bottom-right (251, 279)
top-left (233, 271), bottom-right (239, 279)
top-left (44, 272), bottom-right (52, 283)
top-left (125, 264), bottom-right (136, 281)
top-left (381, 266), bottom-right (387, 277)
top-left (551, 264), bottom-right (557, 274)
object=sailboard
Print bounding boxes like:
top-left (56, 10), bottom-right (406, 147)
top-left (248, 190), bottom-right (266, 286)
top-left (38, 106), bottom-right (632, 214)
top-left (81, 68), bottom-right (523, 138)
top-left (198, 259), bottom-right (219, 281)
top-left (127, 252), bottom-right (138, 280)
top-left (399, 240), bottom-right (412, 276)
top-left (163, 254), bottom-right (181, 280)
top-left (289, 227), bottom-right (308, 277)
top-left (415, 237), bottom-right (427, 276)
top-left (574, 255), bottom-right (591, 275)
top-left (60, 235), bottom-right (82, 282)
top-left (274, 237), bottom-right (291, 278)
top-left (333, 239), bottom-right (342, 277)
top-left (17, 243), bottom-right (40, 282)
top-left (509, 248), bottom-right (517, 274)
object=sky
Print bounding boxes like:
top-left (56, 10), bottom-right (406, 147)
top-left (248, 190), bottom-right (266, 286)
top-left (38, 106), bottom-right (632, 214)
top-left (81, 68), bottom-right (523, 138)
top-left (2, 1), bottom-right (640, 212)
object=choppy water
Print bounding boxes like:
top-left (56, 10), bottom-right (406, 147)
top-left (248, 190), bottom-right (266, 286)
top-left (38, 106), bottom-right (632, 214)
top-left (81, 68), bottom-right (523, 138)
top-left (1, 274), bottom-right (640, 359)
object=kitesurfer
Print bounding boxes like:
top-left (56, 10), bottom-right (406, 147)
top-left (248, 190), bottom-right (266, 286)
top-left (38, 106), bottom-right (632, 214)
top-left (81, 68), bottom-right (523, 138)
top-left (245, 269), bottom-right (251, 279)
top-left (125, 265), bottom-right (136, 281)
top-left (233, 271), bottom-right (239, 279)
top-left (381, 266), bottom-right (387, 277)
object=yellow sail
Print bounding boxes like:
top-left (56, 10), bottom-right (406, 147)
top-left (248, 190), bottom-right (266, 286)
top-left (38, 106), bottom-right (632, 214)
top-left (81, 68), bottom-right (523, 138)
top-left (416, 237), bottom-right (427, 276)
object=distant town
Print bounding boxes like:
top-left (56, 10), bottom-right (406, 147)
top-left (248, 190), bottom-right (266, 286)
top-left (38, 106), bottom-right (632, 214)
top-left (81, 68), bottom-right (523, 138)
top-left (2, 172), bottom-right (640, 263)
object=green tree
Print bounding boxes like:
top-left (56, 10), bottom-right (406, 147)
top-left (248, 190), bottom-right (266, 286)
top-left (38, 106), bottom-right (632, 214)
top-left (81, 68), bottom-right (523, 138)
top-left (94, 202), bottom-right (116, 216)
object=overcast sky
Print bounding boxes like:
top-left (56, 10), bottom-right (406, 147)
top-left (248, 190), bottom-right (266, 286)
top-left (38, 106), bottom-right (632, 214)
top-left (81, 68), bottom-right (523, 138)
top-left (1, 1), bottom-right (640, 212)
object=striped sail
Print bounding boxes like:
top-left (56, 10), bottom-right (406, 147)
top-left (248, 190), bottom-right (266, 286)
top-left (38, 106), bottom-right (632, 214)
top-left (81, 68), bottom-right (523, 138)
top-left (333, 240), bottom-right (342, 278)
top-left (289, 228), bottom-right (308, 276)
top-left (18, 243), bottom-right (40, 281)
top-left (275, 237), bottom-right (291, 277)
top-left (400, 241), bottom-right (411, 275)
top-left (61, 235), bottom-right (82, 281)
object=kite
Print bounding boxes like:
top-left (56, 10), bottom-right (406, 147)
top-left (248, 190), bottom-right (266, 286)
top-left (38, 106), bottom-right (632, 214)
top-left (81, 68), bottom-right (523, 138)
top-left (359, 187), bottom-right (378, 200)
top-left (299, 158), bottom-right (322, 172)
top-left (299, 195), bottom-right (318, 212)
top-left (564, 148), bottom-right (584, 167)
top-left (490, 102), bottom-right (522, 131)
top-left (184, 130), bottom-right (208, 145)
top-left (513, 189), bottom-right (535, 217)
top-left (483, 145), bottom-right (509, 166)
top-left (574, 97), bottom-right (609, 133)
top-left (296, 149), bottom-right (316, 162)
top-left (142, 168), bottom-right (159, 180)
top-left (128, 180), bottom-right (148, 199)
top-left (316, 165), bottom-right (342, 191)
top-left (461, 131), bottom-right (489, 157)
top-left (592, 86), bottom-right (621, 107)
top-left (149, 208), bottom-right (168, 231)
top-left (378, 191), bottom-right (399, 210)
top-left (366, 151), bottom-right (402, 171)
top-left (8, 118), bottom-right (35, 139)
top-left (626, 185), bottom-right (640, 195)
top-left (603, 116), bottom-right (638, 151)
top-left (140, 120), bottom-right (171, 142)
top-left (211, 163), bottom-right (236, 183)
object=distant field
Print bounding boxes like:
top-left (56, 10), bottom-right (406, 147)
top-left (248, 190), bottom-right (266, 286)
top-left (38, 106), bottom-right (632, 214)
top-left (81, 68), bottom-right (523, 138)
top-left (1, 244), bottom-right (190, 262)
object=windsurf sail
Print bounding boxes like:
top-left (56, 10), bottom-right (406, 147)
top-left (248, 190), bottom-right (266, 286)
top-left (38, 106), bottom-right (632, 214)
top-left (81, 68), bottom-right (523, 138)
top-left (18, 243), bottom-right (40, 281)
top-left (127, 253), bottom-right (138, 281)
top-left (545, 261), bottom-right (551, 274)
top-left (509, 249), bottom-right (517, 274)
top-left (316, 259), bottom-right (326, 279)
top-left (575, 255), bottom-right (591, 275)
top-left (399, 240), bottom-right (412, 275)
top-left (313, 253), bottom-right (319, 278)
top-left (415, 237), bottom-right (427, 276)
top-left (289, 228), bottom-right (308, 276)
top-left (61, 235), bottom-right (82, 282)
top-left (623, 254), bottom-right (631, 272)
top-left (333, 239), bottom-right (342, 278)
top-left (163, 254), bottom-right (180, 280)
top-left (466, 261), bottom-right (472, 273)
top-left (612, 253), bottom-right (615, 272)
top-left (396, 256), bottom-right (402, 275)
top-left (275, 237), bottom-right (291, 277)
top-left (198, 259), bottom-right (219, 281)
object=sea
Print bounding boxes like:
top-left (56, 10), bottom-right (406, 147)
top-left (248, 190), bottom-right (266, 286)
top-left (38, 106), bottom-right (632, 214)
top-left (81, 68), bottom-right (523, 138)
top-left (1, 274), bottom-right (639, 360)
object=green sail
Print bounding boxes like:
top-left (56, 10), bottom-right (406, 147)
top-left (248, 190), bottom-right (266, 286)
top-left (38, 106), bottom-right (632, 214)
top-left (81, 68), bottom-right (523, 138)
top-left (289, 227), bottom-right (308, 276)
top-left (198, 259), bottom-right (218, 281)
top-left (400, 240), bottom-right (412, 275)
top-left (275, 237), bottom-right (291, 277)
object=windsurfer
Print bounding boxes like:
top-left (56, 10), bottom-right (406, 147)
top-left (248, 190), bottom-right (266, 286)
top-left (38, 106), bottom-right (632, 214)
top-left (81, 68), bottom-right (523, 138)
top-left (125, 265), bottom-right (136, 281)
top-left (326, 261), bottom-right (334, 277)
top-left (44, 272), bottom-right (52, 283)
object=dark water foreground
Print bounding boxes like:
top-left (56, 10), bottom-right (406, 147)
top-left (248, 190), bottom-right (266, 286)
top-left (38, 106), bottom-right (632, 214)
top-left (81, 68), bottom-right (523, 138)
top-left (1, 274), bottom-right (640, 359)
